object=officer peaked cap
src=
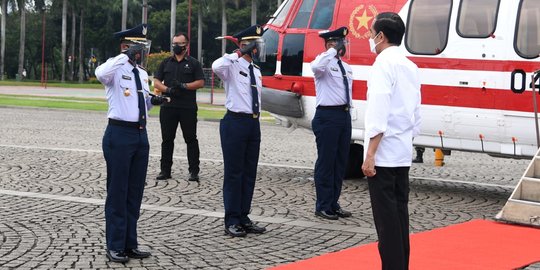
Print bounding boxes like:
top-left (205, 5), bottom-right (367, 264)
top-left (319, 26), bottom-right (348, 41)
top-left (233, 25), bottom-right (263, 42)
top-left (113, 24), bottom-right (149, 41)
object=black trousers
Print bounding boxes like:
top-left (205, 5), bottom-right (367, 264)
top-left (311, 107), bottom-right (351, 212)
top-left (159, 106), bottom-right (200, 174)
top-left (102, 124), bottom-right (149, 251)
top-left (367, 166), bottom-right (410, 270)
top-left (220, 112), bottom-right (261, 227)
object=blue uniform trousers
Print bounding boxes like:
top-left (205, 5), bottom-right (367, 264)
top-left (312, 107), bottom-right (351, 212)
top-left (102, 124), bottom-right (149, 251)
top-left (220, 112), bottom-right (261, 227)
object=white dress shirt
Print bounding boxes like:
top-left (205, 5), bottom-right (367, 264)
top-left (212, 53), bottom-right (262, 114)
top-left (364, 46), bottom-right (421, 167)
top-left (310, 48), bottom-right (353, 107)
top-left (95, 54), bottom-right (153, 122)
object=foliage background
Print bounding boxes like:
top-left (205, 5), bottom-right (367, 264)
top-left (0, 0), bottom-right (280, 80)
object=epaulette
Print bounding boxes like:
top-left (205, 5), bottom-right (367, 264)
top-left (253, 63), bottom-right (260, 70)
top-left (137, 64), bottom-right (147, 72)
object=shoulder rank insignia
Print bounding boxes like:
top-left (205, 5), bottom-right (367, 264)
top-left (253, 63), bottom-right (260, 69)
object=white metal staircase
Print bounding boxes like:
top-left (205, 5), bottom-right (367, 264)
top-left (496, 147), bottom-right (540, 226)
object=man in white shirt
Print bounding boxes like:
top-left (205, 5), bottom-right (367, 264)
top-left (362, 12), bottom-right (421, 270)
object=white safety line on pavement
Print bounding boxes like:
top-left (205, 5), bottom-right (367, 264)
top-left (0, 188), bottom-right (375, 235)
top-left (0, 144), bottom-right (516, 189)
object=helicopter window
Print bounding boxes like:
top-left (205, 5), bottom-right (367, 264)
top-left (270, 0), bottom-right (294, 27)
top-left (281, 34), bottom-right (305, 76)
top-left (515, 0), bottom-right (540, 59)
top-left (291, 0), bottom-right (316, 28)
top-left (309, 0), bottom-right (335, 29)
top-left (405, 0), bottom-right (452, 55)
top-left (457, 0), bottom-right (500, 38)
top-left (257, 29), bottom-right (279, 76)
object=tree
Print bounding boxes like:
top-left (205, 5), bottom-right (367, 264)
top-left (69, 4), bottom-right (75, 81)
top-left (61, 0), bottom-right (66, 82)
top-left (78, 7), bottom-right (83, 82)
top-left (17, 0), bottom-right (26, 81)
top-left (221, 0), bottom-right (226, 55)
top-left (0, 0), bottom-right (6, 80)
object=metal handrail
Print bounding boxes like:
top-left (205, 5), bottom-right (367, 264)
top-left (532, 70), bottom-right (540, 149)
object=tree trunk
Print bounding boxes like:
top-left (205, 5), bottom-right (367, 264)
top-left (251, 0), bottom-right (257, 25)
top-left (121, 0), bottom-right (127, 30)
top-left (17, 0), bottom-right (26, 81)
top-left (0, 0), bottom-right (6, 80)
top-left (61, 0), bottom-right (67, 82)
top-left (170, 0), bottom-right (176, 40)
top-left (78, 8), bottom-right (84, 83)
top-left (142, 0), bottom-right (147, 24)
top-left (221, 0), bottom-right (227, 55)
top-left (69, 8), bottom-right (75, 81)
top-left (197, 5), bottom-right (202, 63)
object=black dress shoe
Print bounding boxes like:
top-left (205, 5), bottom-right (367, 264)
top-left (125, 248), bottom-right (151, 259)
top-left (335, 208), bottom-right (352, 218)
top-left (106, 250), bottom-right (129, 263)
top-left (188, 172), bottom-right (199, 181)
top-left (315, 210), bottom-right (339, 220)
top-left (242, 222), bottom-right (266, 234)
top-left (156, 172), bottom-right (172, 180)
top-left (225, 224), bottom-right (247, 237)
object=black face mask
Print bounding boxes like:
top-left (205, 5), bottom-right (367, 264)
top-left (173, 45), bottom-right (186, 55)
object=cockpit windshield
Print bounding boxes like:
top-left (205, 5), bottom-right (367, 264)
top-left (268, 0), bottom-right (294, 27)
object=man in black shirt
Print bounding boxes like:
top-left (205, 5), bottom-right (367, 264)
top-left (154, 32), bottom-right (205, 181)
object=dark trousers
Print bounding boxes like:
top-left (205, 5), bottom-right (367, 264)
top-left (102, 124), bottom-right (149, 251)
top-left (311, 108), bottom-right (351, 212)
top-left (159, 106), bottom-right (200, 174)
top-left (367, 166), bottom-right (410, 270)
top-left (220, 113), bottom-right (261, 227)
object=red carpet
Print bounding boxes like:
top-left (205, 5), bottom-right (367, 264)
top-left (269, 219), bottom-right (540, 270)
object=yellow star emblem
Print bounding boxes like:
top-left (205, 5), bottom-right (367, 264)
top-left (355, 9), bottom-right (372, 31)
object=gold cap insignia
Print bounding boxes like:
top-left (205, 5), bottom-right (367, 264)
top-left (142, 26), bottom-right (147, 35)
top-left (256, 27), bottom-right (261, 35)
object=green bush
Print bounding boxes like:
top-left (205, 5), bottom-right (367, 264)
top-left (147, 51), bottom-right (171, 75)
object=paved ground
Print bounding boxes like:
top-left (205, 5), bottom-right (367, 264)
top-left (0, 93), bottom-right (539, 269)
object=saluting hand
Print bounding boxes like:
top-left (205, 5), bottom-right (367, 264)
top-left (237, 41), bottom-right (257, 57)
top-left (123, 44), bottom-right (144, 64)
top-left (334, 39), bottom-right (346, 57)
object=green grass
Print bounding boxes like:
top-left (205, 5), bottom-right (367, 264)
top-left (0, 80), bottom-right (103, 89)
top-left (0, 94), bottom-right (272, 120)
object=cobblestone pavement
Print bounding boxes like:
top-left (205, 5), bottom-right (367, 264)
top-left (0, 106), bottom-right (538, 269)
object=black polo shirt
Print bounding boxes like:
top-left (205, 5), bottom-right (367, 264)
top-left (155, 55), bottom-right (205, 109)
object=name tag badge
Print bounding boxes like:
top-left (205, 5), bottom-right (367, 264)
top-left (239, 71), bottom-right (248, 77)
top-left (122, 75), bottom-right (132, 80)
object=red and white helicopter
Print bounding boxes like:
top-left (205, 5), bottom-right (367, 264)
top-left (256, 0), bottom-right (540, 176)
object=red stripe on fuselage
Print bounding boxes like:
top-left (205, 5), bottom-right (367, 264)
top-left (263, 76), bottom-right (538, 113)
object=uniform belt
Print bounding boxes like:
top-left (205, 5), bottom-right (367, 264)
top-left (226, 110), bottom-right (259, 119)
top-left (317, 104), bottom-right (349, 111)
top-left (108, 118), bottom-right (144, 129)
